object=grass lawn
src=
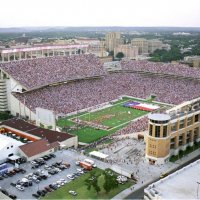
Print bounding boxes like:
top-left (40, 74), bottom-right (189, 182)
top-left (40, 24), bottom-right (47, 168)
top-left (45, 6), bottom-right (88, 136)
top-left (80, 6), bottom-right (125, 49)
top-left (43, 168), bottom-right (133, 200)
top-left (70, 127), bottom-right (109, 143)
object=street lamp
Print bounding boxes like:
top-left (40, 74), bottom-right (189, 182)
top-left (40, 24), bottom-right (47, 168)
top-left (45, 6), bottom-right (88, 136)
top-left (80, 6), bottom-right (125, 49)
top-left (197, 181), bottom-right (200, 199)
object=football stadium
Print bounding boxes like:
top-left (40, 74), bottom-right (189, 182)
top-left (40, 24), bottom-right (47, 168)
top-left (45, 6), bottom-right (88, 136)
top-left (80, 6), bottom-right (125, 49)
top-left (0, 54), bottom-right (200, 144)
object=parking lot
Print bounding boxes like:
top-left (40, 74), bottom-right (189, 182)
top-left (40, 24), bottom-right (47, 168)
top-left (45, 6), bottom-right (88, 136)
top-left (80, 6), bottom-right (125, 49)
top-left (0, 149), bottom-right (87, 199)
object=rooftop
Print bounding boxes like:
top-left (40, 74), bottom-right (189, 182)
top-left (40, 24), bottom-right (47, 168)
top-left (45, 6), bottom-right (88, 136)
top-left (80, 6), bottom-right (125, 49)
top-left (144, 159), bottom-right (200, 199)
top-left (0, 134), bottom-right (23, 150)
top-left (0, 118), bottom-right (75, 143)
top-left (148, 113), bottom-right (171, 121)
top-left (19, 139), bottom-right (59, 158)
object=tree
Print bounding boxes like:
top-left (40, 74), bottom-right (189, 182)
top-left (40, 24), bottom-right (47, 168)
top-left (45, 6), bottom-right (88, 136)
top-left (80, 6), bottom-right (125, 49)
top-left (85, 171), bottom-right (101, 194)
top-left (103, 171), bottom-right (118, 193)
top-left (108, 51), bottom-right (114, 56)
top-left (116, 52), bottom-right (124, 60)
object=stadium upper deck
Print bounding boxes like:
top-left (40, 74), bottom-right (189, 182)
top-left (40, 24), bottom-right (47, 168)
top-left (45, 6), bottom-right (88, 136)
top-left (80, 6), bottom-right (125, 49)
top-left (121, 60), bottom-right (200, 80)
top-left (0, 54), bottom-right (106, 90)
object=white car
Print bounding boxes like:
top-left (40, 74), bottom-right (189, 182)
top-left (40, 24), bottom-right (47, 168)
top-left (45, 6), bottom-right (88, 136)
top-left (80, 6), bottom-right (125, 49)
top-left (57, 180), bottom-right (65, 186)
top-left (60, 178), bottom-right (67, 184)
top-left (16, 185), bottom-right (25, 191)
top-left (92, 164), bottom-right (97, 168)
top-left (67, 175), bottom-right (75, 180)
top-left (30, 161), bottom-right (36, 165)
top-left (69, 190), bottom-right (77, 196)
top-left (77, 168), bottom-right (84, 174)
top-left (75, 161), bottom-right (80, 166)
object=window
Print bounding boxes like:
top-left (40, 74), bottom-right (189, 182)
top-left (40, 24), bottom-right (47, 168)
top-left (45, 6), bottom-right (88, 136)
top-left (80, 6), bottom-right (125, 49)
top-left (179, 120), bottom-right (184, 129)
top-left (195, 114), bottom-right (199, 122)
top-left (171, 122), bottom-right (177, 132)
top-left (163, 126), bottom-right (168, 137)
top-left (155, 126), bottom-right (160, 137)
top-left (187, 117), bottom-right (192, 126)
top-left (149, 124), bottom-right (153, 136)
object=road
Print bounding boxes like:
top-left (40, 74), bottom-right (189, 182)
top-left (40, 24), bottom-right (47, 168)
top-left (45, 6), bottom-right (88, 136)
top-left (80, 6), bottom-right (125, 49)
top-left (125, 153), bottom-right (200, 199)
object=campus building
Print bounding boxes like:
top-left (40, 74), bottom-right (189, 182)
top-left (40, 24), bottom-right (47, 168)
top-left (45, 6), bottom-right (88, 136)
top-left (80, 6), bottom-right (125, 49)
top-left (184, 56), bottom-right (200, 68)
top-left (114, 44), bottom-right (139, 59)
top-left (0, 118), bottom-right (78, 163)
top-left (131, 38), bottom-right (166, 55)
top-left (145, 97), bottom-right (200, 164)
top-left (131, 38), bottom-right (149, 54)
top-left (0, 44), bottom-right (88, 62)
top-left (105, 32), bottom-right (122, 52)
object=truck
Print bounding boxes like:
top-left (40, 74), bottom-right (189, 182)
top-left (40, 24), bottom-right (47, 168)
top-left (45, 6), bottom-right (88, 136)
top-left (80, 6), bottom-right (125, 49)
top-left (84, 159), bottom-right (97, 168)
top-left (79, 161), bottom-right (92, 171)
top-left (110, 165), bottom-right (135, 179)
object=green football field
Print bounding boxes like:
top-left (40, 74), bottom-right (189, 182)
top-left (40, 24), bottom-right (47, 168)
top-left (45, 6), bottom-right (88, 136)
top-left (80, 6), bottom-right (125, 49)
top-left (57, 97), bottom-right (155, 143)
top-left (57, 97), bottom-right (171, 143)
top-left (73, 102), bottom-right (148, 129)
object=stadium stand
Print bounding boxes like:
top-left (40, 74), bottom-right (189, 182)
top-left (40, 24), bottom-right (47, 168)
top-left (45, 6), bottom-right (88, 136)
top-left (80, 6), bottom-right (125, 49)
top-left (0, 54), bottom-right (106, 90)
top-left (13, 72), bottom-right (200, 114)
top-left (121, 60), bottom-right (200, 80)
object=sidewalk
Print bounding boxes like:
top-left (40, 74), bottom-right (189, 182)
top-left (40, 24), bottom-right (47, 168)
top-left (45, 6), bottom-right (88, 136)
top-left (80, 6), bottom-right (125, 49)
top-left (112, 148), bottom-right (200, 200)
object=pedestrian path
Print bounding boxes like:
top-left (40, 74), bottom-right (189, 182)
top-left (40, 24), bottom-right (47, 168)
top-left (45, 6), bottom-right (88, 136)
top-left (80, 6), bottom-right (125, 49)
top-left (112, 148), bottom-right (200, 200)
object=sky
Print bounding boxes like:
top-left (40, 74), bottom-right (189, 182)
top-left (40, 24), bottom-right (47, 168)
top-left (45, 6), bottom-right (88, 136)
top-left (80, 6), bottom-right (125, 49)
top-left (0, 0), bottom-right (200, 28)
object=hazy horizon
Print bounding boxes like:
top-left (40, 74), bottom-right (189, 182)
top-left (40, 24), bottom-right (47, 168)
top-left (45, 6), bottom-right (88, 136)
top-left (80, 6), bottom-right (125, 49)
top-left (0, 0), bottom-right (200, 28)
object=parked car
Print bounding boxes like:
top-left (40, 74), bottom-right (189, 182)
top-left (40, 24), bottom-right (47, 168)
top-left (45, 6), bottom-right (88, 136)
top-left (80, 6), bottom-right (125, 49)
top-left (49, 153), bottom-right (56, 158)
top-left (10, 182), bottom-right (16, 187)
top-left (16, 185), bottom-right (25, 191)
top-left (60, 178), bottom-right (67, 184)
top-left (9, 194), bottom-right (17, 199)
top-left (32, 194), bottom-right (39, 198)
top-left (67, 174), bottom-right (75, 180)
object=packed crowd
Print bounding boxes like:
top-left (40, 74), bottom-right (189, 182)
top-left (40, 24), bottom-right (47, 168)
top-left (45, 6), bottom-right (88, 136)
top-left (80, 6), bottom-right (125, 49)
top-left (121, 60), bottom-right (200, 79)
top-left (14, 72), bottom-right (200, 115)
top-left (113, 117), bottom-right (148, 136)
top-left (0, 54), bottom-right (105, 90)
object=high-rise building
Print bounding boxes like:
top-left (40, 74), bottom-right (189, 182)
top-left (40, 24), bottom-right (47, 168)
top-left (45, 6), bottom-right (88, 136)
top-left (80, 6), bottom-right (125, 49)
top-left (105, 32), bottom-right (122, 52)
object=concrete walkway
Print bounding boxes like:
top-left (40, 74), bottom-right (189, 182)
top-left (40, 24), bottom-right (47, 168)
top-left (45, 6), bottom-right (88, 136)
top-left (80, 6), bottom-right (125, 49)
top-left (112, 149), bottom-right (200, 200)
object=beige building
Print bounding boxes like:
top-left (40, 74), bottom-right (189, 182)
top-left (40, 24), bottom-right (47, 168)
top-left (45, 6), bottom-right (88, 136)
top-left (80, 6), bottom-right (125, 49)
top-left (105, 32), bottom-right (122, 52)
top-left (184, 56), bottom-right (200, 68)
top-left (114, 44), bottom-right (139, 59)
top-left (148, 39), bottom-right (164, 53)
top-left (131, 38), bottom-right (165, 55)
top-left (88, 41), bottom-right (108, 58)
top-left (131, 38), bottom-right (149, 54)
top-left (145, 98), bottom-right (200, 164)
